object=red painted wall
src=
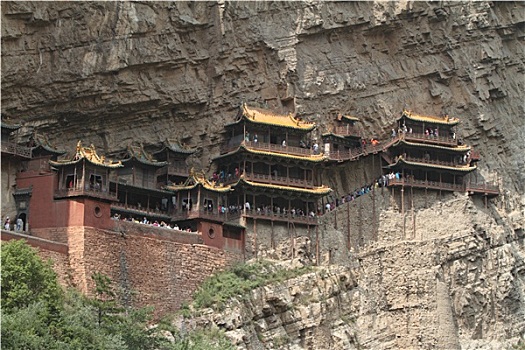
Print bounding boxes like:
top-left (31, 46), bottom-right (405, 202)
top-left (199, 221), bottom-right (224, 249)
top-left (16, 169), bottom-right (113, 234)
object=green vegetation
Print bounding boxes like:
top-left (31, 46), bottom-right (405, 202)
top-left (1, 239), bottom-right (234, 350)
top-left (192, 260), bottom-right (313, 310)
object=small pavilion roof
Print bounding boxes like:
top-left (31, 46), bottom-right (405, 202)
top-left (337, 113), bottom-right (360, 122)
top-left (30, 133), bottom-right (67, 156)
top-left (153, 139), bottom-right (196, 156)
top-left (225, 103), bottom-right (316, 131)
top-left (400, 110), bottom-right (459, 126)
top-left (120, 144), bottom-right (168, 167)
top-left (49, 141), bottom-right (123, 168)
top-left (163, 169), bottom-right (232, 193)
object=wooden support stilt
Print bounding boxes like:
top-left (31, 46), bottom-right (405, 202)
top-left (358, 197), bottom-right (363, 248)
top-left (253, 219), bottom-right (257, 259)
top-left (401, 186), bottom-right (405, 240)
top-left (411, 186), bottom-right (415, 240)
top-left (372, 175), bottom-right (376, 241)
top-left (271, 220), bottom-right (275, 249)
top-left (347, 197), bottom-right (351, 250)
top-left (316, 225), bottom-right (319, 265)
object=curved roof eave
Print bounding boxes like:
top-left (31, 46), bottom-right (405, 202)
top-left (237, 177), bottom-right (332, 195)
top-left (393, 139), bottom-right (471, 152)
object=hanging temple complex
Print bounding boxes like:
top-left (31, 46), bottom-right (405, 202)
top-left (1, 104), bottom-right (500, 314)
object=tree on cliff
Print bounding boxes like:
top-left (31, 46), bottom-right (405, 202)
top-left (0, 239), bottom-right (234, 350)
top-left (1, 239), bottom-right (63, 313)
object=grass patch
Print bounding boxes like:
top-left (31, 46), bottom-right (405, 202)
top-left (192, 260), bottom-right (312, 310)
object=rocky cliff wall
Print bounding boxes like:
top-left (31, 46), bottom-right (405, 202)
top-left (2, 2), bottom-right (523, 188)
top-left (2, 1), bottom-right (524, 348)
top-left (192, 194), bottom-right (524, 349)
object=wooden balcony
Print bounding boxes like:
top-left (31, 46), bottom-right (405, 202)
top-left (328, 142), bottom-right (386, 161)
top-left (403, 132), bottom-right (458, 146)
top-left (156, 164), bottom-right (190, 178)
top-left (1, 141), bottom-right (32, 158)
top-left (55, 186), bottom-right (118, 201)
top-left (386, 178), bottom-right (499, 196)
top-left (386, 178), bottom-right (464, 192)
top-left (221, 140), bottom-right (320, 157)
top-left (111, 203), bottom-right (172, 220)
top-left (244, 211), bottom-right (318, 225)
top-left (465, 182), bottom-right (499, 196)
top-left (401, 155), bottom-right (468, 168)
top-left (333, 125), bottom-right (362, 138)
top-left (170, 209), bottom-right (242, 222)
top-left (244, 172), bottom-right (315, 188)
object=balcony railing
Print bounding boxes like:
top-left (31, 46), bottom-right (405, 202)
top-left (244, 211), bottom-right (318, 225)
top-left (1, 141), bottom-right (32, 158)
top-left (387, 178), bottom-right (499, 195)
top-left (111, 203), bottom-right (172, 219)
top-left (221, 140), bottom-right (321, 157)
top-left (170, 209), bottom-right (242, 222)
top-left (327, 142), bottom-right (386, 161)
top-left (465, 181), bottom-right (499, 195)
top-left (156, 164), bottom-right (190, 177)
top-left (387, 178), bottom-right (464, 191)
top-left (403, 132), bottom-right (458, 146)
top-left (244, 172), bottom-right (315, 188)
top-left (402, 155), bottom-right (468, 168)
top-left (333, 125), bottom-right (362, 138)
top-left (55, 186), bottom-right (118, 201)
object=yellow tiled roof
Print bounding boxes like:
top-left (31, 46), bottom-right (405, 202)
top-left (401, 110), bottom-right (460, 126)
top-left (244, 145), bottom-right (326, 162)
top-left (163, 169), bottom-right (232, 193)
top-left (391, 156), bottom-right (476, 172)
top-left (213, 143), bottom-right (327, 163)
top-left (394, 139), bottom-right (471, 152)
top-left (238, 177), bottom-right (332, 195)
top-left (337, 113), bottom-right (360, 122)
top-left (50, 141), bottom-right (123, 168)
top-left (241, 104), bottom-right (316, 131)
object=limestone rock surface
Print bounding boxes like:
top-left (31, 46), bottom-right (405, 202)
top-left (2, 1), bottom-right (524, 348)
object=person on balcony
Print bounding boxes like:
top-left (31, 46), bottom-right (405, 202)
top-left (254, 134), bottom-right (258, 143)
top-left (313, 142), bottom-right (319, 154)
top-left (281, 140), bottom-right (286, 147)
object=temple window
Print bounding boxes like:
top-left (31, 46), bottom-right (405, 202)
top-left (66, 174), bottom-right (76, 188)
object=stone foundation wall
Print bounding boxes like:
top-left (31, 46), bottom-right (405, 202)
top-left (3, 226), bottom-right (242, 317)
top-left (81, 227), bottom-right (241, 316)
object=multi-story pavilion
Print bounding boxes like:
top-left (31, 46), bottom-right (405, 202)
top-left (213, 104), bottom-right (331, 226)
top-left (109, 144), bottom-right (173, 222)
top-left (384, 110), bottom-right (497, 196)
top-left (152, 138), bottom-right (195, 187)
top-left (322, 113), bottom-right (363, 159)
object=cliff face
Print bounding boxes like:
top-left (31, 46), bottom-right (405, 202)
top-left (2, 1), bottom-right (524, 348)
top-left (2, 1), bottom-right (524, 185)
top-left (191, 192), bottom-right (524, 350)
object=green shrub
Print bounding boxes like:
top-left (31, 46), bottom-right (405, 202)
top-left (192, 260), bottom-right (312, 310)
